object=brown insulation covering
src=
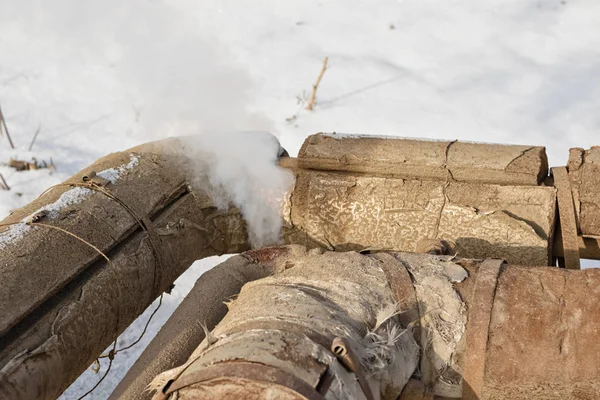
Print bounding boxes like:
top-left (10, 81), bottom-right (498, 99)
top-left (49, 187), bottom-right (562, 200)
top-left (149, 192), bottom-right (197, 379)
top-left (110, 248), bottom-right (286, 400)
top-left (298, 133), bottom-right (548, 185)
top-left (0, 137), bottom-right (253, 399)
top-left (148, 246), bottom-right (421, 400)
top-left (287, 170), bottom-right (556, 265)
top-left (141, 248), bottom-right (600, 400)
top-left (568, 146), bottom-right (600, 236)
top-left (0, 133), bottom-right (586, 399)
top-left (482, 266), bottom-right (600, 399)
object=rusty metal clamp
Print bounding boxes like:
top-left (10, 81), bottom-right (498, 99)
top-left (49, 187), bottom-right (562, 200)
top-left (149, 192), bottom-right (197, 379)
top-left (152, 361), bottom-right (325, 400)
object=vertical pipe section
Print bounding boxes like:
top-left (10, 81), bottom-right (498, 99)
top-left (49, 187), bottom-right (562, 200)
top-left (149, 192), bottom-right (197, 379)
top-left (552, 167), bottom-right (581, 269)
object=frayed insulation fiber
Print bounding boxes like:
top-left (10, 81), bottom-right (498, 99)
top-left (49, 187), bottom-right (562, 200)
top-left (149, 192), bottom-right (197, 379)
top-left (149, 247), bottom-right (470, 400)
top-left (151, 246), bottom-right (419, 399)
top-left (391, 253), bottom-right (469, 398)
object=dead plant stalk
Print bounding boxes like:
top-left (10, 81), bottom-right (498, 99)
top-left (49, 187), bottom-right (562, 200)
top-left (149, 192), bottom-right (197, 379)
top-left (306, 57), bottom-right (328, 111)
top-left (29, 125), bottom-right (41, 151)
top-left (0, 173), bottom-right (9, 190)
top-left (0, 103), bottom-right (15, 149)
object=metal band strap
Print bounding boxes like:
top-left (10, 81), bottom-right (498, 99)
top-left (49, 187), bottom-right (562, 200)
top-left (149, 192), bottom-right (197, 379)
top-left (371, 253), bottom-right (421, 339)
top-left (462, 258), bottom-right (504, 400)
top-left (154, 322), bottom-right (334, 400)
top-left (162, 361), bottom-right (325, 400)
top-left (553, 166), bottom-right (581, 269)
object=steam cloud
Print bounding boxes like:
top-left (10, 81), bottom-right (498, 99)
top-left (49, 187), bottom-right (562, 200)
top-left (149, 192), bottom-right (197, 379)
top-left (1, 0), bottom-right (294, 247)
top-left (184, 131), bottom-right (294, 248)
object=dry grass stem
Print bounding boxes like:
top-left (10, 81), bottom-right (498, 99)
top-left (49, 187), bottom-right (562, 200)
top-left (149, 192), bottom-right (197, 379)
top-left (306, 56), bottom-right (329, 111)
top-left (0, 103), bottom-right (15, 149)
top-left (29, 125), bottom-right (41, 151)
top-left (8, 157), bottom-right (54, 171)
top-left (0, 173), bottom-right (9, 190)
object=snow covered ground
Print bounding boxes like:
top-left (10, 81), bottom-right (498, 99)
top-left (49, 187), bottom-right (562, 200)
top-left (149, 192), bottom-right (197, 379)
top-left (1, 0), bottom-right (599, 398)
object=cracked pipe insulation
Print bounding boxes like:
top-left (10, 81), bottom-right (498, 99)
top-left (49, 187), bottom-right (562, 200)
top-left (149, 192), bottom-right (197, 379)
top-left (287, 133), bottom-right (555, 266)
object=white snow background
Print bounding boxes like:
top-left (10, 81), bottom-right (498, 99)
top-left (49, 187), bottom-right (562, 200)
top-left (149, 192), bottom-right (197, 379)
top-left (0, 0), bottom-right (599, 398)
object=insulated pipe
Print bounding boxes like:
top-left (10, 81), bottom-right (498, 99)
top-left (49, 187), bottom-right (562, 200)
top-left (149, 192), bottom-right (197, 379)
top-left (392, 253), bottom-right (600, 400)
top-left (141, 246), bottom-right (419, 400)
top-left (109, 248), bottom-right (284, 400)
top-left (471, 265), bottom-right (600, 399)
top-left (0, 135), bottom-right (289, 399)
top-left (133, 249), bottom-right (600, 400)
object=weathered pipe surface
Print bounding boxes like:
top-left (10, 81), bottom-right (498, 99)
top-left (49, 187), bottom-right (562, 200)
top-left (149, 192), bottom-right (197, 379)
top-left (568, 146), bottom-right (600, 236)
top-left (286, 169), bottom-right (556, 266)
top-left (392, 253), bottom-right (600, 400)
top-left (283, 133), bottom-right (557, 267)
top-left (134, 248), bottom-right (600, 400)
top-left (0, 133), bottom-right (589, 399)
top-left (480, 266), bottom-right (600, 399)
top-left (146, 246), bottom-right (419, 400)
top-left (414, 254), bottom-right (600, 400)
top-left (109, 249), bottom-right (283, 400)
top-left (299, 133), bottom-right (549, 185)
top-left (0, 137), bottom-right (254, 399)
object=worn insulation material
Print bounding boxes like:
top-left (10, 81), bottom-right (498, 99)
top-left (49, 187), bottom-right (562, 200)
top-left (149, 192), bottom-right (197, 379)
top-left (288, 169), bottom-right (556, 266)
top-left (150, 247), bottom-right (420, 400)
top-left (392, 252), bottom-right (468, 398)
top-left (300, 133), bottom-right (549, 185)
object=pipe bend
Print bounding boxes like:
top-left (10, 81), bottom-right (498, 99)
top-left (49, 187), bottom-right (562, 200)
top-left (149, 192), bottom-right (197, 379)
top-left (0, 135), bottom-right (287, 400)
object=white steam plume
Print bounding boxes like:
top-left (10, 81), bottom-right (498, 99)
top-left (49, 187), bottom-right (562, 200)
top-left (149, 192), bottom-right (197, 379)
top-left (183, 131), bottom-right (294, 248)
top-left (1, 0), bottom-right (293, 246)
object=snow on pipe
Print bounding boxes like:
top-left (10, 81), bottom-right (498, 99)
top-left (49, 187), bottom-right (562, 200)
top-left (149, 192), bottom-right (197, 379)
top-left (0, 132), bottom-right (293, 400)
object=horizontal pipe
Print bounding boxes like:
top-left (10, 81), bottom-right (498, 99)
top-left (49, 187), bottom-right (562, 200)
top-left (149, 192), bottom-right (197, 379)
top-left (145, 249), bottom-right (600, 400)
top-left (282, 155), bottom-right (600, 262)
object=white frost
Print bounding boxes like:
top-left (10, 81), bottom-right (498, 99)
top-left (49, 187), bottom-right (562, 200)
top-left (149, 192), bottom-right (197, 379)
top-left (323, 132), bottom-right (450, 142)
top-left (97, 154), bottom-right (139, 184)
top-left (41, 187), bottom-right (93, 219)
top-left (0, 223), bottom-right (30, 250)
top-left (0, 187), bottom-right (92, 250)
